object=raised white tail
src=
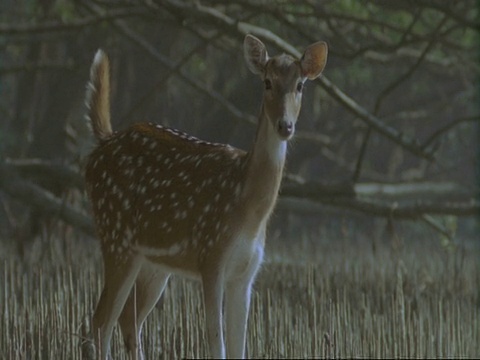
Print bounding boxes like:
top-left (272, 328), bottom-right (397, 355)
top-left (84, 35), bottom-right (327, 359)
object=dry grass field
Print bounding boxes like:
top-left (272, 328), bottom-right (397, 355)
top-left (1, 227), bottom-right (479, 359)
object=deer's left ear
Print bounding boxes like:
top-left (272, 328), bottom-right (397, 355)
top-left (300, 41), bottom-right (328, 80)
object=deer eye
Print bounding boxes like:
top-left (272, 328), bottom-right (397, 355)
top-left (264, 79), bottom-right (272, 90)
top-left (296, 81), bottom-right (304, 92)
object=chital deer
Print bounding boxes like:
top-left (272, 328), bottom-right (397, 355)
top-left (84, 35), bottom-right (327, 359)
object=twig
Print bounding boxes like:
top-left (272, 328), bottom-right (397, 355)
top-left (373, 14), bottom-right (449, 115)
top-left (421, 214), bottom-right (453, 240)
top-left (421, 115), bottom-right (480, 150)
top-left (0, 8), bottom-right (146, 35)
top-left (352, 127), bottom-right (372, 182)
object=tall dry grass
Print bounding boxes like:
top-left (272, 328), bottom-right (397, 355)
top-left (1, 229), bottom-right (479, 359)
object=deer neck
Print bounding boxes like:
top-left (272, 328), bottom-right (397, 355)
top-left (251, 103), bottom-right (287, 169)
top-left (241, 104), bottom-right (287, 221)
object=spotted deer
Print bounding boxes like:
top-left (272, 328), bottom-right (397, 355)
top-left (84, 35), bottom-right (327, 359)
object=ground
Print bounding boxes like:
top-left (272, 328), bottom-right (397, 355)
top-left (1, 224), bottom-right (478, 358)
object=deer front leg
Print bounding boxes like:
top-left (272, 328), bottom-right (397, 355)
top-left (225, 244), bottom-right (263, 359)
top-left (202, 271), bottom-right (226, 359)
top-left (225, 278), bottom-right (253, 359)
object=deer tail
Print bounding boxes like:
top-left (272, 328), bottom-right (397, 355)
top-left (85, 49), bottom-right (112, 141)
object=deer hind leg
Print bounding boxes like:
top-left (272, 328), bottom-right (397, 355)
top-left (118, 265), bottom-right (170, 360)
top-left (92, 253), bottom-right (142, 360)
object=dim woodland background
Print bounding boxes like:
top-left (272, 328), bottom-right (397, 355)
top-left (0, 0), bottom-right (479, 244)
top-left (0, 1), bottom-right (479, 358)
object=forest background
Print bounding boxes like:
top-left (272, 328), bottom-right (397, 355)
top-left (0, 0), bottom-right (478, 246)
top-left (0, 1), bottom-right (479, 358)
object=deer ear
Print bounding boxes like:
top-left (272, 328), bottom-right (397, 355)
top-left (244, 35), bottom-right (269, 75)
top-left (300, 41), bottom-right (328, 80)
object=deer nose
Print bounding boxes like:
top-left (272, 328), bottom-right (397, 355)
top-left (277, 120), bottom-right (294, 139)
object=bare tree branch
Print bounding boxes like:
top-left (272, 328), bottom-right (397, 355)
top-left (156, 0), bottom-right (435, 161)
top-left (0, 164), bottom-right (95, 237)
top-left (5, 158), bottom-right (84, 190)
top-left (316, 76), bottom-right (435, 160)
top-left (2, 158), bottom-right (477, 238)
top-left (279, 195), bottom-right (480, 219)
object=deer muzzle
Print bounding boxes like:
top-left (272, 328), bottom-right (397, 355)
top-left (277, 120), bottom-right (294, 139)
